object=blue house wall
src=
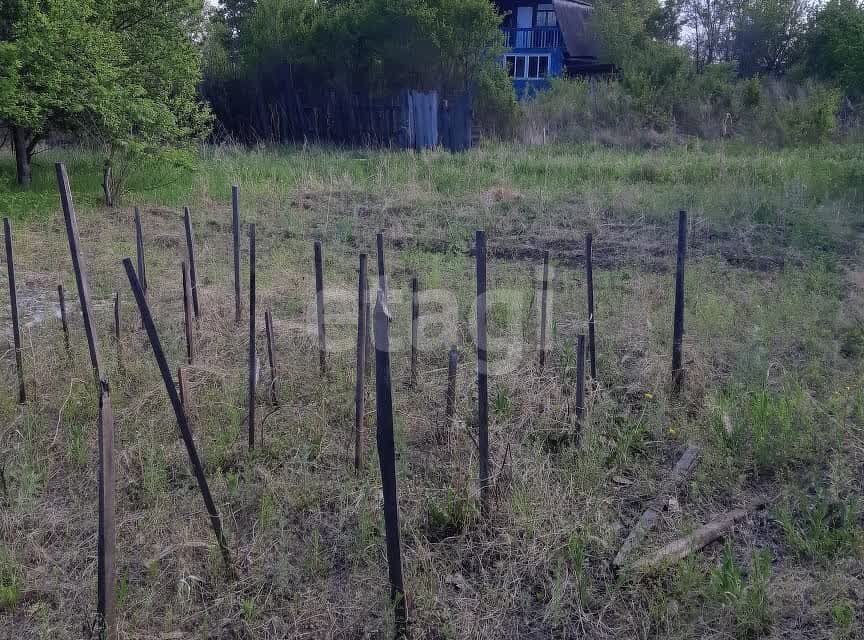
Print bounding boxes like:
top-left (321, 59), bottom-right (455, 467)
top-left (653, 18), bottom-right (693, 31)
top-left (499, 2), bottom-right (566, 96)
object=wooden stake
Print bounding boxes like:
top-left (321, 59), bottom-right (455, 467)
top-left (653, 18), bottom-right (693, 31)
top-left (55, 164), bottom-right (114, 638)
top-left (410, 276), bottom-right (419, 387)
top-left (265, 309), bottom-right (278, 407)
top-left (314, 240), bottom-right (327, 375)
top-left (475, 230), bottom-right (490, 516)
top-left (248, 224), bottom-right (257, 450)
top-left (354, 254), bottom-right (368, 472)
top-left (232, 185), bottom-right (242, 324)
top-left (96, 379), bottom-right (116, 640)
top-left (364, 275), bottom-right (372, 378)
top-left (630, 499), bottom-right (768, 575)
top-left (182, 262), bottom-right (194, 365)
top-left (539, 250), bottom-right (550, 372)
top-left (3, 218), bottom-right (25, 403)
top-left (444, 345), bottom-right (458, 440)
top-left (133, 207), bottom-right (147, 293)
top-left (373, 290), bottom-right (407, 637)
top-left (575, 334), bottom-right (586, 419)
top-left (672, 210), bottom-right (687, 392)
top-left (122, 257), bottom-right (233, 575)
top-left (613, 446), bottom-right (699, 569)
top-left (58, 284), bottom-right (71, 355)
top-left (183, 207), bottom-right (200, 319)
top-left (586, 233), bottom-right (596, 380)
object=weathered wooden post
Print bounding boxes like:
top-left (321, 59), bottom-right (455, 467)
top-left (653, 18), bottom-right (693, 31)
top-left (183, 207), bottom-right (200, 319)
top-left (133, 207), bottom-right (147, 293)
top-left (58, 284), bottom-right (71, 355)
top-left (444, 345), bottom-right (458, 440)
top-left (265, 309), bottom-right (278, 407)
top-left (232, 186), bottom-right (242, 325)
top-left (354, 254), bottom-right (368, 472)
top-left (585, 233), bottom-right (596, 380)
top-left (410, 276), bottom-right (419, 387)
top-left (475, 230), bottom-right (490, 516)
top-left (122, 258), bottom-right (233, 575)
top-left (248, 224), bottom-right (257, 450)
top-left (55, 163), bottom-right (115, 640)
top-left (3, 218), bottom-right (25, 403)
top-left (575, 334), bottom-right (586, 420)
top-left (373, 290), bottom-right (407, 637)
top-left (182, 262), bottom-right (195, 365)
top-left (539, 250), bottom-right (550, 372)
top-left (672, 210), bottom-right (687, 392)
top-left (314, 240), bottom-right (327, 375)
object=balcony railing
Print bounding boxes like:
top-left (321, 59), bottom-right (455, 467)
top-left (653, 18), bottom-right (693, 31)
top-left (503, 27), bottom-right (563, 50)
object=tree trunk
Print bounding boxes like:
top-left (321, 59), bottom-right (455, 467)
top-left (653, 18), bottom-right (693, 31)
top-left (102, 157), bottom-right (114, 208)
top-left (11, 126), bottom-right (32, 187)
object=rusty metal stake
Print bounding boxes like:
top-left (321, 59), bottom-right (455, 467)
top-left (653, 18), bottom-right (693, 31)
top-left (58, 284), bottom-right (71, 356)
top-left (232, 186), bottom-right (242, 324)
top-left (354, 254), bottom-right (368, 472)
top-left (182, 262), bottom-right (194, 365)
top-left (672, 210), bottom-right (687, 392)
top-left (134, 207), bottom-right (147, 293)
top-left (265, 309), bottom-right (278, 407)
top-left (444, 345), bottom-right (458, 441)
top-left (374, 290), bottom-right (407, 637)
top-left (248, 224), bottom-right (257, 450)
top-left (410, 276), bottom-right (419, 387)
top-left (585, 233), bottom-right (596, 380)
top-left (3, 218), bottom-right (25, 403)
top-left (539, 250), bottom-right (550, 372)
top-left (314, 240), bottom-right (327, 375)
top-left (475, 230), bottom-right (490, 517)
top-left (122, 257), bottom-right (233, 575)
top-left (183, 207), bottom-right (200, 319)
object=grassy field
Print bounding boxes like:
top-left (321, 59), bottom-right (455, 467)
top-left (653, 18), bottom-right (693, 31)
top-left (0, 142), bottom-right (863, 639)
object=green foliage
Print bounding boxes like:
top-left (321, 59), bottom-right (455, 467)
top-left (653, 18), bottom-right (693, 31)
top-left (0, 0), bottom-right (210, 193)
top-left (474, 63), bottom-right (519, 137)
top-left (707, 545), bottom-right (773, 638)
top-left (425, 488), bottom-right (474, 542)
top-left (234, 0), bottom-right (502, 94)
top-left (0, 547), bottom-right (22, 612)
top-left (776, 493), bottom-right (860, 561)
top-left (803, 0), bottom-right (864, 96)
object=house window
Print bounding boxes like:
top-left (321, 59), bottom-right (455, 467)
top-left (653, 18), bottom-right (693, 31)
top-left (504, 54), bottom-right (551, 80)
top-left (536, 4), bottom-right (557, 27)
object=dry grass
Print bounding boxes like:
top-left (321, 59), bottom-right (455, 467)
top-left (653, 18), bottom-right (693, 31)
top-left (0, 143), bottom-right (863, 639)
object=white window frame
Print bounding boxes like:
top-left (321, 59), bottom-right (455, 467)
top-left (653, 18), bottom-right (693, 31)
top-left (504, 54), bottom-right (551, 80)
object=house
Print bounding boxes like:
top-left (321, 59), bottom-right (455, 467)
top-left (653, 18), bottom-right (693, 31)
top-left (494, 0), bottom-right (613, 94)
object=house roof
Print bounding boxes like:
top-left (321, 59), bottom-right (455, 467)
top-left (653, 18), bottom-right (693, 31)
top-left (553, 0), bottom-right (600, 60)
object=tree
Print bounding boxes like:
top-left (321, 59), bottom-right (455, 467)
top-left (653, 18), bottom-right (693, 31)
top-left (803, 0), bottom-right (864, 96)
top-left (733, 0), bottom-right (810, 77)
top-left (0, 0), bottom-right (210, 196)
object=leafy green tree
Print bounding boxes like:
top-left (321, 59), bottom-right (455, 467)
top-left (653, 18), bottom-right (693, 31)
top-left (803, 0), bottom-right (864, 96)
top-left (733, 0), bottom-right (809, 77)
top-left (0, 0), bottom-right (210, 198)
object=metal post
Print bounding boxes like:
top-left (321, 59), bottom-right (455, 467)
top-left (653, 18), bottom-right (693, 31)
top-left (58, 284), bottom-right (71, 355)
top-left (314, 240), bottom-right (327, 374)
top-left (3, 218), bottom-right (25, 403)
top-left (373, 290), bottom-right (407, 637)
top-left (265, 309), bottom-right (278, 407)
top-left (475, 230), bottom-right (490, 516)
top-left (134, 207), bottom-right (147, 293)
top-left (410, 276), bottom-right (419, 387)
top-left (248, 224), bottom-right (257, 450)
top-left (672, 211), bottom-right (688, 391)
top-left (355, 254), bottom-right (368, 472)
top-left (183, 207), bottom-right (200, 319)
top-left (586, 234), bottom-right (596, 380)
top-left (182, 262), bottom-right (194, 365)
top-left (122, 258), bottom-right (233, 575)
top-left (444, 345), bottom-right (458, 440)
top-left (539, 250), bottom-right (550, 371)
top-left (232, 186), bottom-right (242, 324)
top-left (376, 232), bottom-right (388, 297)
